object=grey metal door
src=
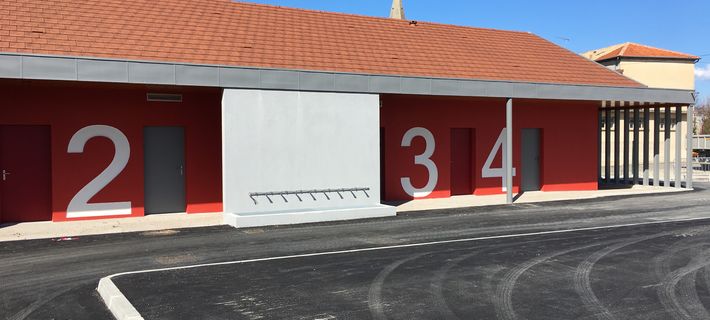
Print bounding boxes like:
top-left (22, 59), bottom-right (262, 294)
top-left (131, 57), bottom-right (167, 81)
top-left (521, 128), bottom-right (541, 191)
top-left (144, 126), bottom-right (186, 214)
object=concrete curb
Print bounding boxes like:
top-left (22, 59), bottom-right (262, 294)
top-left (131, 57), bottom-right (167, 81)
top-left (97, 277), bottom-right (144, 320)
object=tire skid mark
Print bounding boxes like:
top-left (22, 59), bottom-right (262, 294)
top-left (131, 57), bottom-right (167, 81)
top-left (429, 243), bottom-right (522, 320)
top-left (653, 236), bottom-right (705, 282)
top-left (368, 253), bottom-right (429, 320)
top-left (657, 248), bottom-right (710, 320)
top-left (493, 240), bottom-right (617, 320)
top-left (574, 231), bottom-right (682, 320)
top-left (652, 231), bottom-right (710, 320)
top-left (429, 250), bottom-right (485, 320)
top-left (652, 226), bottom-right (710, 280)
top-left (677, 269), bottom-right (710, 320)
top-left (699, 233), bottom-right (710, 296)
top-left (702, 265), bottom-right (710, 301)
top-left (8, 283), bottom-right (84, 320)
top-left (670, 241), bottom-right (710, 320)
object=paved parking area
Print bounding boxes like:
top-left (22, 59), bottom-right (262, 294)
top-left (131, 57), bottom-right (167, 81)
top-left (1, 182), bottom-right (710, 319)
top-left (112, 220), bottom-right (710, 320)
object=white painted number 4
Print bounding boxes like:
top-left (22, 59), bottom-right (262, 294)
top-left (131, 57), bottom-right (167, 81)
top-left (482, 128), bottom-right (516, 191)
top-left (66, 125), bottom-right (131, 218)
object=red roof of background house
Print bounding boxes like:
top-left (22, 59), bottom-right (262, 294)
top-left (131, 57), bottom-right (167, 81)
top-left (595, 42), bottom-right (699, 62)
top-left (0, 0), bottom-right (642, 87)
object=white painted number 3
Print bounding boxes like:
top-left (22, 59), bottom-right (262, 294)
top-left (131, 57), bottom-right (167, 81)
top-left (66, 125), bottom-right (131, 218)
top-left (482, 128), bottom-right (516, 191)
top-left (400, 127), bottom-right (438, 198)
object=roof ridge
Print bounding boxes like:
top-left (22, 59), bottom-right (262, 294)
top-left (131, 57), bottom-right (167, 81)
top-left (593, 45), bottom-right (624, 62)
top-left (619, 42), bottom-right (631, 56)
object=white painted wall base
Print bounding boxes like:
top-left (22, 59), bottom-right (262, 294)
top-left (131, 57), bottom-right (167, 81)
top-left (223, 205), bottom-right (396, 228)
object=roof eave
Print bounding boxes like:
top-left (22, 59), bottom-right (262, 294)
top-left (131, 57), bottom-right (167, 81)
top-left (596, 56), bottom-right (700, 64)
top-left (0, 52), bottom-right (695, 104)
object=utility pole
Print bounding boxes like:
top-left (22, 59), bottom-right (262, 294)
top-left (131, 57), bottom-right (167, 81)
top-left (390, 0), bottom-right (405, 19)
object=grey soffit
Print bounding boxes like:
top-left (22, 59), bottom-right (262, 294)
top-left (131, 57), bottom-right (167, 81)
top-left (0, 53), bottom-right (695, 104)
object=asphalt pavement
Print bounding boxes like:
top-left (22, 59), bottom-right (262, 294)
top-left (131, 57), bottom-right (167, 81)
top-left (1, 182), bottom-right (710, 320)
top-left (116, 220), bottom-right (710, 319)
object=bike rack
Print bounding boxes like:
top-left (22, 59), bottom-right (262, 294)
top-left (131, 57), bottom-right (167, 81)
top-left (249, 187), bottom-right (371, 205)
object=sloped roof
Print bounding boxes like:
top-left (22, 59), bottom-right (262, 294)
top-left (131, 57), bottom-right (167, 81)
top-left (0, 0), bottom-right (642, 87)
top-left (594, 42), bottom-right (699, 62)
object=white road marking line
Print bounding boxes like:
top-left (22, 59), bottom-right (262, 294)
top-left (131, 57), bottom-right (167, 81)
top-left (97, 215), bottom-right (710, 320)
top-left (111, 216), bottom-right (710, 278)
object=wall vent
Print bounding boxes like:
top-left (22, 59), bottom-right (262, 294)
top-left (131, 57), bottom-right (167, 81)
top-left (147, 93), bottom-right (183, 103)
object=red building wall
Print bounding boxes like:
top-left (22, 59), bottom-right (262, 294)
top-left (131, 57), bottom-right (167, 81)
top-left (380, 95), bottom-right (599, 201)
top-left (1, 80), bottom-right (222, 221)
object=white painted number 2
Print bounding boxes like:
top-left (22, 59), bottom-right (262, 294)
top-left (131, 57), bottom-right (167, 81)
top-left (400, 127), bottom-right (438, 198)
top-left (482, 128), bottom-right (516, 191)
top-left (66, 125), bottom-right (131, 218)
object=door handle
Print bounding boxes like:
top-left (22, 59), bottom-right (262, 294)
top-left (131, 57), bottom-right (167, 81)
top-left (179, 165), bottom-right (184, 176)
top-left (2, 170), bottom-right (9, 181)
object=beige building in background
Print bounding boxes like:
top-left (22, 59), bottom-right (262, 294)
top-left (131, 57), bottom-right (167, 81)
top-left (582, 42), bottom-right (699, 180)
top-left (583, 42), bottom-right (698, 90)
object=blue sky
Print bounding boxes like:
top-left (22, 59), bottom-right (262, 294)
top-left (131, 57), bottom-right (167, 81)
top-left (241, 0), bottom-right (710, 100)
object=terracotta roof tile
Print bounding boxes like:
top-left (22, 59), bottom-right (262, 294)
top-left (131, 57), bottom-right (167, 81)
top-left (1, 0), bottom-right (642, 87)
top-left (595, 42), bottom-right (699, 61)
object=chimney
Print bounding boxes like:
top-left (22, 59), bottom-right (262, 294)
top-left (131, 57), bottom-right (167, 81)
top-left (390, 0), bottom-right (405, 20)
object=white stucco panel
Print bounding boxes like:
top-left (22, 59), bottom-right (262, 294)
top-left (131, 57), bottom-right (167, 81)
top-left (222, 89), bottom-right (382, 215)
